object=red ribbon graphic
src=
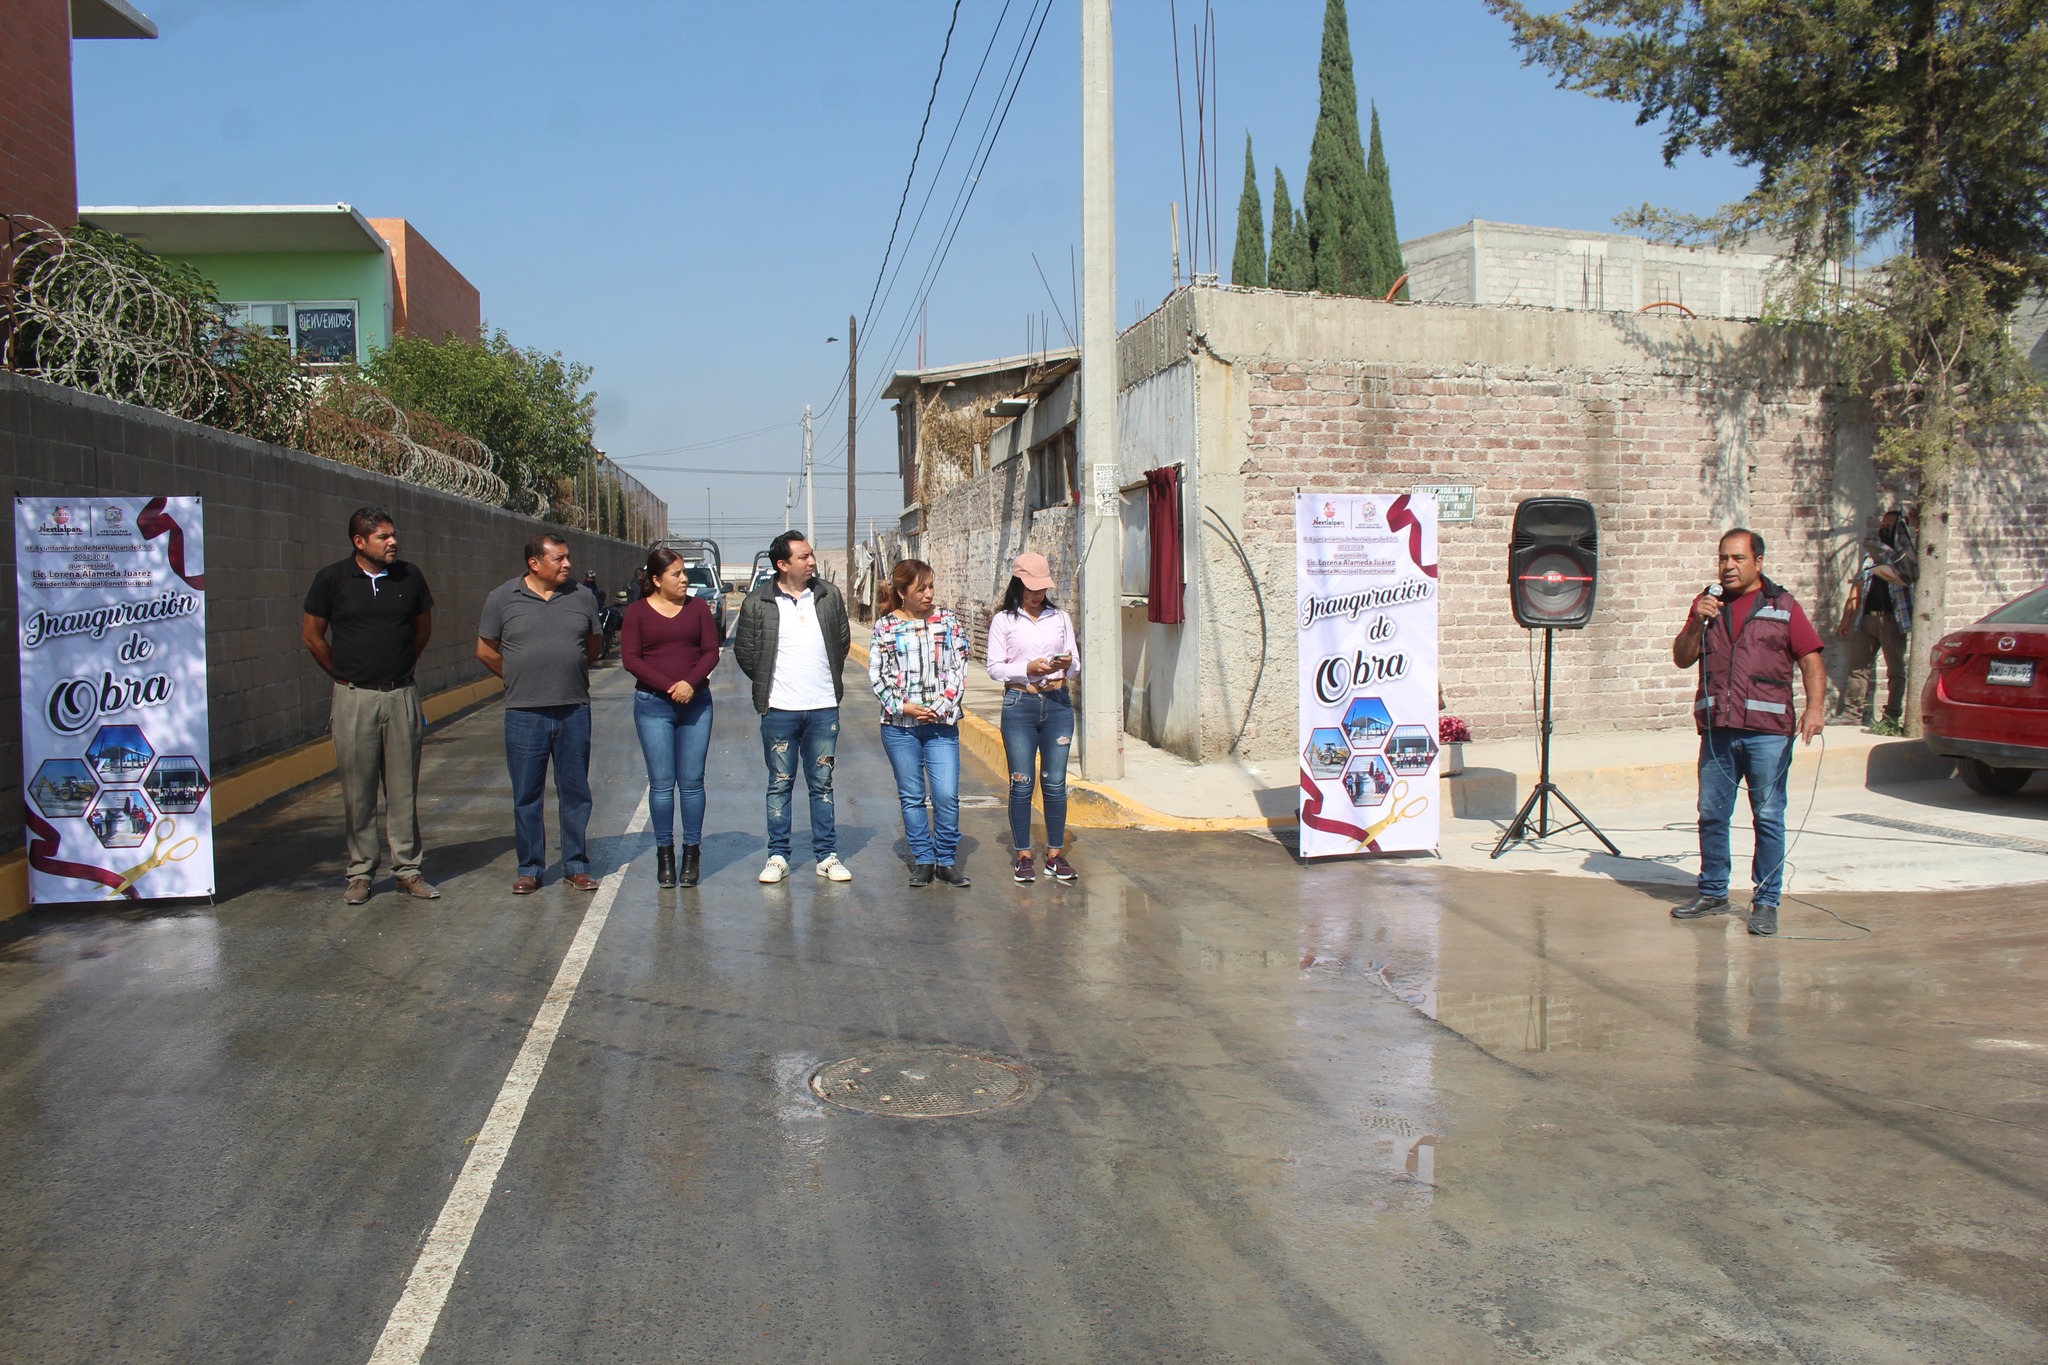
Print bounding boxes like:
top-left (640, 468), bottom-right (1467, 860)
top-left (1299, 768), bottom-right (1381, 855)
top-left (26, 812), bottom-right (135, 899)
top-left (1385, 493), bottom-right (1439, 580)
top-left (138, 497), bottom-right (205, 590)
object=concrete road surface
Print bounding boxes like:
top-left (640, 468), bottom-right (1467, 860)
top-left (1, 662), bottom-right (2043, 1363)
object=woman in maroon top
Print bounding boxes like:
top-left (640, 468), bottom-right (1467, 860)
top-left (623, 547), bottom-right (720, 887)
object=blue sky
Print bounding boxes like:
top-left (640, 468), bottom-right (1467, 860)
top-left (72, 1), bottom-right (1758, 547)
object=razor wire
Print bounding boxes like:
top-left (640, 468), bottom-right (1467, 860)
top-left (2, 216), bottom-right (553, 515)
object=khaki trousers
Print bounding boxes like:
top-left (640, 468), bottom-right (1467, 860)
top-left (1845, 614), bottom-right (1908, 723)
top-left (332, 682), bottom-right (425, 879)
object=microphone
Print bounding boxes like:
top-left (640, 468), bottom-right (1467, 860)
top-left (1706, 584), bottom-right (1724, 599)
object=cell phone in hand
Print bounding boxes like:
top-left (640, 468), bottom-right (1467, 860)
top-left (1050, 653), bottom-right (1071, 664)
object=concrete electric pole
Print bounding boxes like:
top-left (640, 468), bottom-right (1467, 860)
top-left (803, 403), bottom-right (815, 547)
top-left (845, 314), bottom-right (857, 592)
top-left (1078, 0), bottom-right (1122, 780)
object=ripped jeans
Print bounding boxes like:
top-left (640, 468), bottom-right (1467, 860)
top-left (1000, 687), bottom-right (1073, 852)
top-left (761, 707), bottom-right (839, 860)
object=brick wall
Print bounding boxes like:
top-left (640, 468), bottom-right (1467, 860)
top-left (368, 218), bottom-right (482, 343)
top-left (0, 0), bottom-right (79, 230)
top-left (1170, 287), bottom-right (2048, 762)
top-left (1, 372), bottom-right (650, 853)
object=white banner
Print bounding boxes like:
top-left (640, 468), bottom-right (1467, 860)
top-left (1296, 492), bottom-right (1440, 858)
top-left (16, 497), bottom-right (214, 903)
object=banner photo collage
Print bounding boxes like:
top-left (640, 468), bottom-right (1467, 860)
top-left (1296, 492), bottom-right (1441, 859)
top-left (15, 496), bottom-right (215, 903)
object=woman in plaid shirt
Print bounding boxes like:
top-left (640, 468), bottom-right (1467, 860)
top-left (868, 559), bottom-right (972, 887)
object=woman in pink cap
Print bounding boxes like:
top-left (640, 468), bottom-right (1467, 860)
top-left (985, 551), bottom-right (1079, 884)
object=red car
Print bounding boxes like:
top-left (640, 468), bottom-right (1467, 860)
top-left (1921, 583), bottom-right (2048, 794)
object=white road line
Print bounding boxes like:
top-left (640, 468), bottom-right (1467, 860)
top-left (367, 801), bottom-right (649, 1365)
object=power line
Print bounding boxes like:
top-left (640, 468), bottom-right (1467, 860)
top-left (859, 0), bottom-right (965, 341)
top-left (610, 417), bottom-right (802, 461)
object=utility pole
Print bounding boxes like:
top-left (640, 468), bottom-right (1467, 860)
top-left (803, 403), bottom-right (815, 546)
top-left (1078, 0), bottom-right (1122, 779)
top-left (784, 478), bottom-right (793, 530)
top-left (845, 314), bottom-right (857, 591)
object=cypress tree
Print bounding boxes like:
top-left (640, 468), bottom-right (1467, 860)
top-left (1232, 135), bottom-right (1267, 288)
top-left (1364, 104), bottom-right (1406, 299)
top-left (1302, 0), bottom-right (1374, 295)
top-left (1269, 167), bottom-right (1311, 291)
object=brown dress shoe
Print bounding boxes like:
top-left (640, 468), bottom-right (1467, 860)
top-left (395, 875), bottom-right (441, 899)
top-left (511, 875), bottom-right (540, 895)
top-left (344, 876), bottom-right (371, 905)
top-left (564, 872), bottom-right (601, 892)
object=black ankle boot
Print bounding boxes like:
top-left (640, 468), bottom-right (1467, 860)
top-left (679, 845), bottom-right (701, 888)
top-left (656, 846), bottom-right (678, 888)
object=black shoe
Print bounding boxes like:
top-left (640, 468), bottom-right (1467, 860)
top-left (934, 864), bottom-right (971, 887)
top-left (1012, 853), bottom-right (1036, 884)
top-left (1671, 894), bottom-right (1731, 920)
top-left (656, 846), bottom-right (678, 888)
top-left (679, 845), bottom-right (701, 888)
top-left (1747, 903), bottom-right (1779, 936)
top-left (909, 862), bottom-right (935, 888)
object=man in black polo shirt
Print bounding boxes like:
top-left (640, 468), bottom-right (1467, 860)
top-left (478, 533), bottom-right (603, 894)
top-left (302, 507), bottom-right (437, 905)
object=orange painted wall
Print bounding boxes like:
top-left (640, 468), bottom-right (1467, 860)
top-left (0, 0), bottom-right (79, 229)
top-left (368, 218), bottom-right (481, 343)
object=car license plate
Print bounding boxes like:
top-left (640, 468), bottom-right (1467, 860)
top-left (1986, 659), bottom-right (2035, 687)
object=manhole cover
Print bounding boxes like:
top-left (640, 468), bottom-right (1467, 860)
top-left (809, 1050), bottom-right (1036, 1117)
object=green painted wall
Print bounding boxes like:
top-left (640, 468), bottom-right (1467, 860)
top-left (179, 251), bottom-right (393, 361)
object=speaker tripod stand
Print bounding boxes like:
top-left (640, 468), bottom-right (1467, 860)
top-left (1491, 626), bottom-right (1620, 859)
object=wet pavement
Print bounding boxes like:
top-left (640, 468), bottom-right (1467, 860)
top-left (1, 661), bottom-right (2044, 1363)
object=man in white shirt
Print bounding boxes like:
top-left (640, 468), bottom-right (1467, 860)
top-left (732, 532), bottom-right (854, 883)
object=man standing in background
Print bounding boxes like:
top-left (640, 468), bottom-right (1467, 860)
top-left (478, 534), bottom-right (604, 894)
top-left (1835, 503), bottom-right (1918, 730)
top-left (302, 507), bottom-right (437, 906)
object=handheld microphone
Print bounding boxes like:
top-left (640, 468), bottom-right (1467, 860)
top-left (1706, 584), bottom-right (1724, 599)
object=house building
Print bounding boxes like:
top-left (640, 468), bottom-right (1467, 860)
top-left (1401, 219), bottom-right (1785, 320)
top-left (0, 0), bottom-right (157, 229)
top-left (902, 284), bottom-right (2048, 773)
top-left (77, 204), bottom-right (480, 364)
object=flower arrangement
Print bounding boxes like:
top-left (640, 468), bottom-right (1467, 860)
top-left (1439, 715), bottom-right (1472, 745)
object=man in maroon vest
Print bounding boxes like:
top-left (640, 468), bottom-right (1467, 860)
top-left (1670, 528), bottom-right (1827, 936)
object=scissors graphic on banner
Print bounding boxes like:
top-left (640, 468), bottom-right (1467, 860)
top-left (106, 817), bottom-right (199, 898)
top-left (1359, 781), bottom-right (1430, 848)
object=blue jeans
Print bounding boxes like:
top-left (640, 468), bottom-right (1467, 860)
top-left (1000, 688), bottom-right (1074, 852)
top-left (880, 722), bottom-right (961, 866)
top-left (633, 688), bottom-right (713, 847)
top-left (1697, 728), bottom-right (1794, 906)
top-left (761, 707), bottom-right (838, 860)
top-left (505, 704), bottom-right (592, 879)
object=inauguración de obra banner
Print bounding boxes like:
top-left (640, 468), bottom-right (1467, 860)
top-left (1296, 492), bottom-right (1441, 859)
top-left (15, 496), bottom-right (215, 903)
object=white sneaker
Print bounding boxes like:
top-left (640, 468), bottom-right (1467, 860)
top-left (758, 854), bottom-right (790, 884)
top-left (815, 853), bottom-right (852, 882)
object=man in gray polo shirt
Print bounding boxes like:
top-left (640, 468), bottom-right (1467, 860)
top-left (478, 533), bottom-right (603, 894)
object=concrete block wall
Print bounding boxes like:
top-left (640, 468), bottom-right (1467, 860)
top-left (917, 452), bottom-right (1076, 659)
top-left (1, 371), bottom-right (652, 854)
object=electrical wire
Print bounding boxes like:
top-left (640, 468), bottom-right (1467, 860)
top-left (1204, 505), bottom-right (1267, 753)
top-left (859, 0), bottom-right (965, 341)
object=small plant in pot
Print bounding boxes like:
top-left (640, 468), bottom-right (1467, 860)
top-left (1439, 716), bottom-right (1472, 774)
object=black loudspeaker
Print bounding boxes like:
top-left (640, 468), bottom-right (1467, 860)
top-left (1509, 497), bottom-right (1599, 630)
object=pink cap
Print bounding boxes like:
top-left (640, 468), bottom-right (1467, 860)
top-left (1011, 551), bottom-right (1054, 590)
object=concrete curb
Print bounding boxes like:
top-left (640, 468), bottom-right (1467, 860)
top-left (0, 675), bottom-right (508, 922)
top-left (848, 638), bottom-right (1288, 833)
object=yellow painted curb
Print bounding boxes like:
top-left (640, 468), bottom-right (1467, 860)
top-left (852, 636), bottom-right (1295, 834)
top-left (1, 675), bottom-right (506, 923)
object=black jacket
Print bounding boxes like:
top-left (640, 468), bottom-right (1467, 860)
top-left (732, 575), bottom-right (852, 714)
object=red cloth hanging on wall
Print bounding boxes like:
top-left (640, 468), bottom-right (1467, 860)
top-left (1145, 466), bottom-right (1185, 624)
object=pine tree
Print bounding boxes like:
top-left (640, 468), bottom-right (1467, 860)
top-left (1364, 104), bottom-right (1405, 298)
top-left (1232, 135), bottom-right (1267, 288)
top-left (1269, 167), bottom-right (1311, 291)
top-left (1302, 0), bottom-right (1374, 295)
